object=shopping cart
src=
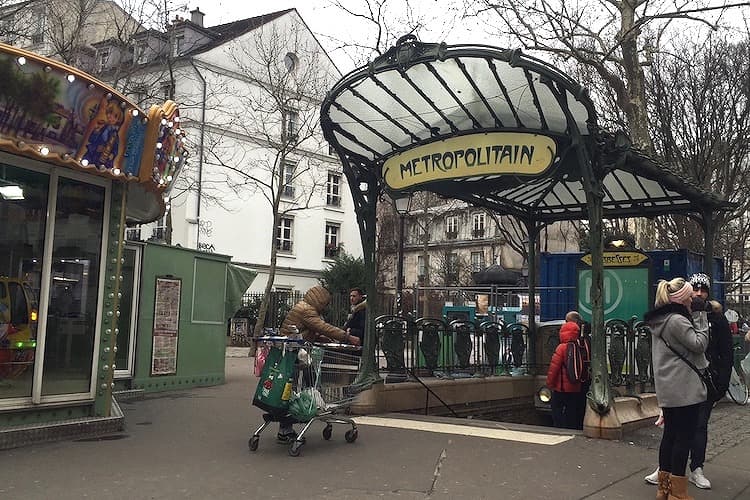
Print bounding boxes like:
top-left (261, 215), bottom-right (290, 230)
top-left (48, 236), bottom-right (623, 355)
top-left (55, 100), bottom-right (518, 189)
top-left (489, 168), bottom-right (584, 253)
top-left (249, 336), bottom-right (364, 457)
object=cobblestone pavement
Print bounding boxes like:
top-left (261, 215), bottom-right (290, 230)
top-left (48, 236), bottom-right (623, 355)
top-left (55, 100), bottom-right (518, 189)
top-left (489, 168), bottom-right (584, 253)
top-left (626, 399), bottom-right (750, 460)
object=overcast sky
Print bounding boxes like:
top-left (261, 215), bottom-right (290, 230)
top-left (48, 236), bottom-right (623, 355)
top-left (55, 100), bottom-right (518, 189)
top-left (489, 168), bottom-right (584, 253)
top-left (181, 1), bottom-right (472, 73)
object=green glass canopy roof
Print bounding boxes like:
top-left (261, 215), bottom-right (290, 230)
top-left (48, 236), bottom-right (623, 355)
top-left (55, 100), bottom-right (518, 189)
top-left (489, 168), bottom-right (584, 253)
top-left (321, 36), bottom-right (731, 222)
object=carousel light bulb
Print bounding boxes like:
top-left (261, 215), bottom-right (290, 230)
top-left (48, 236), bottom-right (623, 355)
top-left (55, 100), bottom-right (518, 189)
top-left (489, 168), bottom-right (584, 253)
top-left (113, 168), bottom-right (121, 175)
top-left (174, 116), bottom-right (180, 122)
top-left (81, 159), bottom-right (89, 166)
top-left (164, 196), bottom-right (170, 203)
top-left (17, 56), bottom-right (26, 65)
top-left (156, 142), bottom-right (162, 149)
top-left (161, 118), bottom-right (167, 126)
top-left (173, 156), bottom-right (180, 162)
top-left (67, 74), bottom-right (75, 83)
top-left (131, 109), bottom-right (139, 117)
top-left (39, 146), bottom-right (49, 156)
top-left (159, 179), bottom-right (165, 185)
top-left (167, 121), bottom-right (174, 128)
top-left (175, 129), bottom-right (181, 135)
top-left (166, 175), bottom-right (173, 181)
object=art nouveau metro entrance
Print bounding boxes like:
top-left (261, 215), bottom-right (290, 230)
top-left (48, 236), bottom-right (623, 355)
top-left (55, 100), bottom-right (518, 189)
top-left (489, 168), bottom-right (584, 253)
top-left (320, 36), bottom-right (731, 437)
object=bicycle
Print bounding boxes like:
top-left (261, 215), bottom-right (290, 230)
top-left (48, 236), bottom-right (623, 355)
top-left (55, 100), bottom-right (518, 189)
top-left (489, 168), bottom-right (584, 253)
top-left (726, 340), bottom-right (749, 406)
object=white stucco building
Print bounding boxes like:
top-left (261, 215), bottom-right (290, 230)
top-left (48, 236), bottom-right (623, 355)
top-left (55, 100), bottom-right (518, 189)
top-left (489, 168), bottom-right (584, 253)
top-left (93, 8), bottom-right (363, 293)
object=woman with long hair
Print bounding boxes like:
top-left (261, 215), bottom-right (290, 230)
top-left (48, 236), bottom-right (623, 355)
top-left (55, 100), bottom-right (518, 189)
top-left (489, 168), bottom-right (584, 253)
top-left (644, 277), bottom-right (709, 500)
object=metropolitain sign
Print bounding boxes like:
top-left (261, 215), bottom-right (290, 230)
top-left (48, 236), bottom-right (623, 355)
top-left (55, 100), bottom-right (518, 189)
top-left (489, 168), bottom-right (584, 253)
top-left (382, 132), bottom-right (557, 190)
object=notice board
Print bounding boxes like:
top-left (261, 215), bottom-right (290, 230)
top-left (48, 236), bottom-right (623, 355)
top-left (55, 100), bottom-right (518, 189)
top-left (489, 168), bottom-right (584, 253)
top-left (151, 276), bottom-right (181, 375)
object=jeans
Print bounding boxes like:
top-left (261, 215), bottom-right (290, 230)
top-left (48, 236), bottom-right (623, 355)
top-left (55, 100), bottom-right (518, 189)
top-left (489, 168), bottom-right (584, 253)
top-left (551, 391), bottom-right (584, 430)
top-left (690, 399), bottom-right (713, 471)
top-left (659, 403), bottom-right (701, 476)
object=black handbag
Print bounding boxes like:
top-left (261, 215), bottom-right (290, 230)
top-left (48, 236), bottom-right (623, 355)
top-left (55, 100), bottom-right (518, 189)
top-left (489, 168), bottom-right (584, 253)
top-left (660, 335), bottom-right (721, 402)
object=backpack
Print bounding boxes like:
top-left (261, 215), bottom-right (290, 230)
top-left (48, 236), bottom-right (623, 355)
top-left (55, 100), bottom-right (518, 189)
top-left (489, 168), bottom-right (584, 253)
top-left (565, 336), bottom-right (590, 384)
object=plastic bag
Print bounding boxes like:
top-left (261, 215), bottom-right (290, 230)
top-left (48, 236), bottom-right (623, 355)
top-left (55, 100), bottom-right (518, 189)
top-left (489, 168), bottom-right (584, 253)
top-left (288, 388), bottom-right (326, 421)
top-left (254, 345), bottom-right (269, 377)
top-left (252, 346), bottom-right (296, 414)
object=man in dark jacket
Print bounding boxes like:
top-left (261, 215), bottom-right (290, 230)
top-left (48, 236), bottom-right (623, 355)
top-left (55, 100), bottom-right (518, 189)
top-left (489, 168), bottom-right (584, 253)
top-left (343, 288), bottom-right (366, 343)
top-left (687, 273), bottom-right (732, 489)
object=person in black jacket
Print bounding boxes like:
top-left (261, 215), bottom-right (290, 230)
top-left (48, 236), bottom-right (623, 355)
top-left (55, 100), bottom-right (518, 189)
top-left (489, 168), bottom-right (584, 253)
top-left (343, 288), bottom-right (366, 343)
top-left (687, 274), bottom-right (732, 489)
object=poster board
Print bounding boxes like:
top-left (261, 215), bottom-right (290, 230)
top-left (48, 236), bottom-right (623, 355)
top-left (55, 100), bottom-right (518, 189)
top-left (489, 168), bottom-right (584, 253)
top-left (151, 276), bottom-right (181, 375)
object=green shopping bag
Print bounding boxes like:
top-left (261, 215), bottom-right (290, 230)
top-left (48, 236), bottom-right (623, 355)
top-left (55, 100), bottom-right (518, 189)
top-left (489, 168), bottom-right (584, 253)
top-left (252, 346), bottom-right (296, 415)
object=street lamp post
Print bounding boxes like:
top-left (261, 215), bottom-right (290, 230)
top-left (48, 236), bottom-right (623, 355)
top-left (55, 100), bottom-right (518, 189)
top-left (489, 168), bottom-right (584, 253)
top-left (393, 194), bottom-right (412, 317)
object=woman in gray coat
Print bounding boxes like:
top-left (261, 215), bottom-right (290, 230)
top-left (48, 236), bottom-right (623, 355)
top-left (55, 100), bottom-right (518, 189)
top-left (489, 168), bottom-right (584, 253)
top-left (644, 277), bottom-right (709, 500)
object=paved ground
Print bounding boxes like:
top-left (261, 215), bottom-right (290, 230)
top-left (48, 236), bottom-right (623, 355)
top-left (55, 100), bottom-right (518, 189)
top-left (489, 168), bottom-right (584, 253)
top-left (1, 351), bottom-right (749, 499)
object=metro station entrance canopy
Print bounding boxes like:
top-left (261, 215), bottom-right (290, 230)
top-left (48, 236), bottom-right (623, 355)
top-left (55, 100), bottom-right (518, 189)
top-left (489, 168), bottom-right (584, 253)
top-left (320, 36), bottom-right (731, 416)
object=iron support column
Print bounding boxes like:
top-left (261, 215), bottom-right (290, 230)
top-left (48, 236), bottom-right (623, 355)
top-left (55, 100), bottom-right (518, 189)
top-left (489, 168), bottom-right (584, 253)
top-left (525, 221), bottom-right (539, 374)
top-left (396, 214), bottom-right (405, 316)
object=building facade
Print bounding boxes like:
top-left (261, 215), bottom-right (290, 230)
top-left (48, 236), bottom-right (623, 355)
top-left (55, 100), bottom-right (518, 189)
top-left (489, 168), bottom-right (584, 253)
top-left (101, 8), bottom-right (363, 293)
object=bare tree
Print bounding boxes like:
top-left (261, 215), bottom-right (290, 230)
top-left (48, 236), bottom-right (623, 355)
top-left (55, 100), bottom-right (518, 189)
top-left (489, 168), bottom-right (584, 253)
top-left (195, 17), bottom-right (337, 337)
top-left (324, 0), bottom-right (461, 66)
top-left (431, 248), bottom-right (472, 287)
top-left (467, 0), bottom-right (750, 248)
top-left (648, 34), bottom-right (750, 281)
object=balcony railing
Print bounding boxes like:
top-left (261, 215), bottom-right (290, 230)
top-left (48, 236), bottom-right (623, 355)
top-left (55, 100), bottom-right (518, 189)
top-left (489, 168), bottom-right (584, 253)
top-left (472, 228), bottom-right (485, 238)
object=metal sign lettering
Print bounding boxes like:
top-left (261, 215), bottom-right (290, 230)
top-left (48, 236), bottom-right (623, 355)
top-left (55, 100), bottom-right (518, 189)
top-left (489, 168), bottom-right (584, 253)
top-left (382, 132), bottom-right (557, 190)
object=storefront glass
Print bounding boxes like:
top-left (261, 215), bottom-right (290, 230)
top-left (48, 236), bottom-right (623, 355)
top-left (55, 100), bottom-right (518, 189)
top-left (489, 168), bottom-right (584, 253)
top-left (0, 165), bottom-right (48, 398)
top-left (42, 176), bottom-right (105, 396)
top-left (115, 247), bottom-right (137, 373)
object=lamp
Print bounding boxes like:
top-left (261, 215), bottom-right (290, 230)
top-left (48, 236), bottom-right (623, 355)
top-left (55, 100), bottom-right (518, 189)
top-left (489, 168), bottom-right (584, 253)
top-left (394, 193), bottom-right (412, 215)
top-left (392, 193), bottom-right (412, 316)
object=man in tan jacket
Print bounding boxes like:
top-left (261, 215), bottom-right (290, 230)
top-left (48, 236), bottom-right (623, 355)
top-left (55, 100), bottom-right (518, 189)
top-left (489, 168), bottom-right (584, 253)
top-left (276, 286), bottom-right (360, 443)
top-left (279, 286), bottom-right (361, 346)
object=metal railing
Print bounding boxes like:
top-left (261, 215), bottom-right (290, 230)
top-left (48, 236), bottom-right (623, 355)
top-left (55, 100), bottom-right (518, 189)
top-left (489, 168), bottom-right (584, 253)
top-left (373, 315), bottom-right (533, 381)
top-left (374, 314), bottom-right (656, 396)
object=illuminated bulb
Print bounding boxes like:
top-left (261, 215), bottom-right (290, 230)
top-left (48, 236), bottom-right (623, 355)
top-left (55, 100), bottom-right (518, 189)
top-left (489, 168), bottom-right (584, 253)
top-left (67, 74), bottom-right (75, 83)
top-left (39, 146), bottom-right (49, 155)
top-left (164, 196), bottom-right (170, 202)
top-left (131, 109), bottom-right (139, 117)
top-left (17, 56), bottom-right (26, 65)
top-left (173, 156), bottom-right (179, 162)
top-left (174, 116), bottom-right (180, 122)
top-left (156, 142), bottom-right (162, 149)
top-left (159, 179), bottom-right (165, 185)
top-left (175, 129), bottom-right (181, 135)
top-left (161, 118), bottom-right (167, 125)
top-left (81, 159), bottom-right (89, 166)
top-left (166, 175), bottom-right (173, 181)
top-left (168, 121), bottom-right (173, 127)
top-left (113, 168), bottom-right (121, 175)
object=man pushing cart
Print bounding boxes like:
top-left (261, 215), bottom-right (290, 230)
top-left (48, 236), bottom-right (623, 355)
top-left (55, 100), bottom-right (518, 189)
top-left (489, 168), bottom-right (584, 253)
top-left (249, 286), bottom-right (362, 457)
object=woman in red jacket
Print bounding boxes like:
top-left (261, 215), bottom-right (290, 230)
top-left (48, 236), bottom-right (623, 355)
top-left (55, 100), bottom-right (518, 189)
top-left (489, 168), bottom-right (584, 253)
top-left (546, 320), bottom-right (584, 429)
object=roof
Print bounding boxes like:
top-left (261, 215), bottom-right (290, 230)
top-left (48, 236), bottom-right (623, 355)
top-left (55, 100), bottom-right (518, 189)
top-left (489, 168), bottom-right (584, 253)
top-left (181, 9), bottom-right (294, 57)
top-left (321, 36), bottom-right (732, 223)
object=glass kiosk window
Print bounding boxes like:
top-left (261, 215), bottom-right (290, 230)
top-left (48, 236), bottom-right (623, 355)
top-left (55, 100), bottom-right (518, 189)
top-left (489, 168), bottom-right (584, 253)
top-left (0, 165), bottom-right (47, 398)
top-left (0, 162), bottom-right (106, 401)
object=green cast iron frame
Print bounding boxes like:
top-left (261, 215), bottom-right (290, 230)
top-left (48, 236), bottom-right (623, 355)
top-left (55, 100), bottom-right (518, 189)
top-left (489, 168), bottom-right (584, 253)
top-left (320, 36), bottom-right (732, 416)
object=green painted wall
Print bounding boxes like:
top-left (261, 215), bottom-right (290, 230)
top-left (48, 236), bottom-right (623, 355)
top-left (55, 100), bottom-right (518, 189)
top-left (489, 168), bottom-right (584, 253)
top-left (132, 243), bottom-right (231, 393)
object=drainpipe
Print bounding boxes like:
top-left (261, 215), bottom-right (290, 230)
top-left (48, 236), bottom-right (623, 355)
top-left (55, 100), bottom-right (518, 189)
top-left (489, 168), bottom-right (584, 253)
top-left (189, 58), bottom-right (206, 248)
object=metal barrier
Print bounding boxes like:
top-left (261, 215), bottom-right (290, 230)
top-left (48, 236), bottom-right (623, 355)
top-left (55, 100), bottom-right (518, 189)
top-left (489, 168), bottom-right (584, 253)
top-left (374, 315), bottom-right (532, 381)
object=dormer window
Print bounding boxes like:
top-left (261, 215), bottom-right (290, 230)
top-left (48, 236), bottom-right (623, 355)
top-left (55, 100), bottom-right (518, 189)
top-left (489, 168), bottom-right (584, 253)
top-left (173, 34), bottom-right (184, 57)
top-left (134, 41), bottom-right (148, 64)
top-left (97, 48), bottom-right (110, 72)
top-left (283, 52), bottom-right (298, 73)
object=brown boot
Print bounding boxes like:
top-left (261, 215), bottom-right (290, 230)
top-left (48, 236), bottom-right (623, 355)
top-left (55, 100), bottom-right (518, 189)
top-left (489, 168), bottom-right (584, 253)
top-left (667, 474), bottom-right (693, 500)
top-left (656, 470), bottom-right (670, 500)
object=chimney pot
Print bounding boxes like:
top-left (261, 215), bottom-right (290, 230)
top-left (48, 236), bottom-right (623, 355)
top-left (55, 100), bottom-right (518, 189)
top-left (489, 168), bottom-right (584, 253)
top-left (190, 7), bottom-right (204, 28)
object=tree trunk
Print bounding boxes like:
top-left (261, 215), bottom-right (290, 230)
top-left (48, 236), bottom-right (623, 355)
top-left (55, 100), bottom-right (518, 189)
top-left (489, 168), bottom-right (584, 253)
top-left (253, 209), bottom-right (281, 338)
